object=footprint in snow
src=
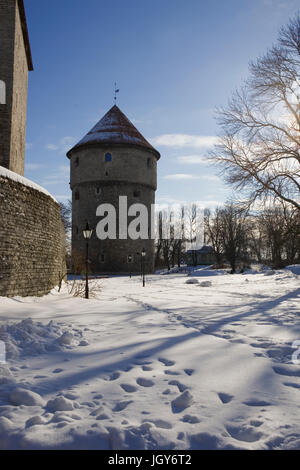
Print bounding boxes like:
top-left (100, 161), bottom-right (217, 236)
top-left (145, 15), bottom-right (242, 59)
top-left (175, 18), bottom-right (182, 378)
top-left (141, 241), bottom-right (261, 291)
top-left (171, 390), bottom-right (194, 413)
top-left (273, 365), bottom-right (300, 377)
top-left (283, 382), bottom-right (300, 389)
top-left (64, 392), bottom-right (80, 400)
top-left (181, 414), bottom-right (201, 424)
top-left (93, 394), bottom-right (103, 399)
top-left (89, 406), bottom-right (104, 416)
top-left (142, 365), bottom-right (153, 371)
top-left (226, 424), bottom-right (263, 443)
top-left (158, 358), bottom-right (175, 367)
top-left (105, 372), bottom-right (121, 381)
top-left (96, 413), bottom-right (110, 420)
top-left (52, 368), bottom-right (64, 374)
top-left (184, 369), bottom-right (195, 376)
top-left (113, 400), bottom-right (133, 412)
top-left (143, 419), bottom-right (173, 429)
top-left (120, 384), bottom-right (138, 393)
top-left (250, 420), bottom-right (263, 427)
top-left (136, 377), bottom-right (154, 387)
top-left (218, 392), bottom-right (234, 404)
top-left (164, 370), bottom-right (180, 376)
top-left (243, 399), bottom-right (272, 407)
top-left (168, 380), bottom-right (188, 392)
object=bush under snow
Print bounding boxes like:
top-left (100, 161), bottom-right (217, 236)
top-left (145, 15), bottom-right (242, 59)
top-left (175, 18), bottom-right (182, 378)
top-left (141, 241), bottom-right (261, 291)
top-left (0, 318), bottom-right (84, 359)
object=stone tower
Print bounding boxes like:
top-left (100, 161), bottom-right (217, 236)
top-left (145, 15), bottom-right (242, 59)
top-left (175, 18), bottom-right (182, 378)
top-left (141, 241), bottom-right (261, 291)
top-left (0, 0), bottom-right (33, 176)
top-left (67, 105), bottom-right (160, 274)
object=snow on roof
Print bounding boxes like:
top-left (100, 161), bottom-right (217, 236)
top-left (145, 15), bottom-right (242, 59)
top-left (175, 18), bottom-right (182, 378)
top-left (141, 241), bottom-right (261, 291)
top-left (67, 105), bottom-right (160, 159)
top-left (0, 166), bottom-right (57, 203)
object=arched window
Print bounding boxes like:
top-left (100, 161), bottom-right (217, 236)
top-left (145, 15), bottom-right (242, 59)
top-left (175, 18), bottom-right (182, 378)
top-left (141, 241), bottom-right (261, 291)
top-left (75, 157), bottom-right (79, 167)
top-left (75, 191), bottom-right (80, 201)
top-left (147, 158), bottom-right (151, 168)
top-left (105, 153), bottom-right (112, 162)
top-left (0, 80), bottom-right (6, 105)
top-left (133, 190), bottom-right (141, 198)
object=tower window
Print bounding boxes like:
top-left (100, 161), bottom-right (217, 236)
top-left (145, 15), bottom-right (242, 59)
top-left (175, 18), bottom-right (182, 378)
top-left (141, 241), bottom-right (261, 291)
top-left (75, 191), bottom-right (80, 201)
top-left (147, 158), bottom-right (151, 168)
top-left (105, 153), bottom-right (112, 162)
top-left (95, 187), bottom-right (102, 196)
top-left (133, 190), bottom-right (141, 198)
top-left (99, 253), bottom-right (105, 263)
top-left (75, 157), bottom-right (79, 167)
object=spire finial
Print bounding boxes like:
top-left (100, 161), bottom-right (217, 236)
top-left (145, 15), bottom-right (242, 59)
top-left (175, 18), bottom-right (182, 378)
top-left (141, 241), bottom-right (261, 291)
top-left (114, 82), bottom-right (120, 105)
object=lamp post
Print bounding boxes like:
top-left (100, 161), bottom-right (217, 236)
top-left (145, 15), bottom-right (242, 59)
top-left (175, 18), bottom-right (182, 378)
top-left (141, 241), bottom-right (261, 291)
top-left (136, 252), bottom-right (142, 279)
top-left (83, 222), bottom-right (93, 299)
top-left (141, 248), bottom-right (146, 287)
top-left (128, 255), bottom-right (132, 278)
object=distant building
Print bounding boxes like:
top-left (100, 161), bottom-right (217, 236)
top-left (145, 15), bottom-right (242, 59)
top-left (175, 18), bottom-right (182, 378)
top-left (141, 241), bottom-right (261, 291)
top-left (0, 0), bottom-right (33, 175)
top-left (67, 105), bottom-right (161, 274)
top-left (186, 246), bottom-right (215, 266)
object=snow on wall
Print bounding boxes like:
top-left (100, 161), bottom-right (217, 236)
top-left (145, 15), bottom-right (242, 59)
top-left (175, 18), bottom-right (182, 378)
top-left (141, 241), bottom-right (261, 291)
top-left (0, 168), bottom-right (66, 297)
top-left (0, 165), bottom-right (57, 202)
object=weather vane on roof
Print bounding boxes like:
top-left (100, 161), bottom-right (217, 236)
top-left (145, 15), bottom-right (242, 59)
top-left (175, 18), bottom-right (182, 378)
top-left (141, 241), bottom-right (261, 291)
top-left (114, 83), bottom-right (120, 105)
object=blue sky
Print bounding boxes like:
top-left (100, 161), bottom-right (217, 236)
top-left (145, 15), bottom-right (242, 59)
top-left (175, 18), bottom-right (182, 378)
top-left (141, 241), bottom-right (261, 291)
top-left (24, 0), bottom-right (299, 207)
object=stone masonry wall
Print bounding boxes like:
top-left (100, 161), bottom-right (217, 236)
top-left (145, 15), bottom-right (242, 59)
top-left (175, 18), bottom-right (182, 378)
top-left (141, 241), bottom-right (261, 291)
top-left (0, 174), bottom-right (66, 297)
top-left (0, 0), bottom-right (30, 176)
top-left (0, 0), bottom-right (16, 170)
top-left (9, 0), bottom-right (29, 176)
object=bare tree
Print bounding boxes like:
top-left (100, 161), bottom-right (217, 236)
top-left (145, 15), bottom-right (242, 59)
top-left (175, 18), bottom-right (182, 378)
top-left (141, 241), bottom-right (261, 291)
top-left (59, 199), bottom-right (72, 270)
top-left (59, 200), bottom-right (72, 233)
top-left (212, 14), bottom-right (300, 211)
top-left (250, 202), bottom-right (300, 267)
top-left (185, 203), bottom-right (204, 266)
top-left (219, 204), bottom-right (249, 273)
top-left (173, 205), bottom-right (186, 267)
top-left (154, 209), bottom-right (175, 270)
top-left (205, 208), bottom-right (224, 266)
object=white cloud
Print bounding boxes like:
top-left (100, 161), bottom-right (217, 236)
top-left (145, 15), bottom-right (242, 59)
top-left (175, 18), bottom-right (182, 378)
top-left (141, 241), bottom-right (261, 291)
top-left (202, 175), bottom-right (221, 182)
top-left (164, 174), bottom-right (200, 180)
top-left (60, 136), bottom-right (77, 152)
top-left (177, 155), bottom-right (211, 165)
top-left (26, 163), bottom-right (44, 170)
top-left (46, 137), bottom-right (76, 154)
top-left (41, 165), bottom-right (69, 186)
top-left (156, 196), bottom-right (225, 210)
top-left (54, 194), bottom-right (71, 202)
top-left (46, 144), bottom-right (59, 151)
top-left (151, 134), bottom-right (218, 149)
top-left (164, 173), bottom-right (220, 182)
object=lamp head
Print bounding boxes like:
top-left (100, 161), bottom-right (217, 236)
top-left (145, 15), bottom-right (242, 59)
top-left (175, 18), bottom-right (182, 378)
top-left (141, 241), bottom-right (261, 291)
top-left (83, 222), bottom-right (93, 240)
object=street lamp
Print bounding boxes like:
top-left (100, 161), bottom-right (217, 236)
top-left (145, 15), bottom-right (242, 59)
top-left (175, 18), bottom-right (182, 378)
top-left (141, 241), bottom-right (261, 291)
top-left (128, 255), bottom-right (132, 278)
top-left (83, 222), bottom-right (93, 299)
top-left (141, 248), bottom-right (146, 287)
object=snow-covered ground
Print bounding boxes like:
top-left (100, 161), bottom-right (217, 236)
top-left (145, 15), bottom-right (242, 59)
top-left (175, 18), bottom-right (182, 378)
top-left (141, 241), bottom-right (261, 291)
top-left (0, 266), bottom-right (299, 450)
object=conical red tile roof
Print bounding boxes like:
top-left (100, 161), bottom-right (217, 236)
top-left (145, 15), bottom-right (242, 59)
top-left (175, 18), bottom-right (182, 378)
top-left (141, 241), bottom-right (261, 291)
top-left (67, 105), bottom-right (160, 159)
